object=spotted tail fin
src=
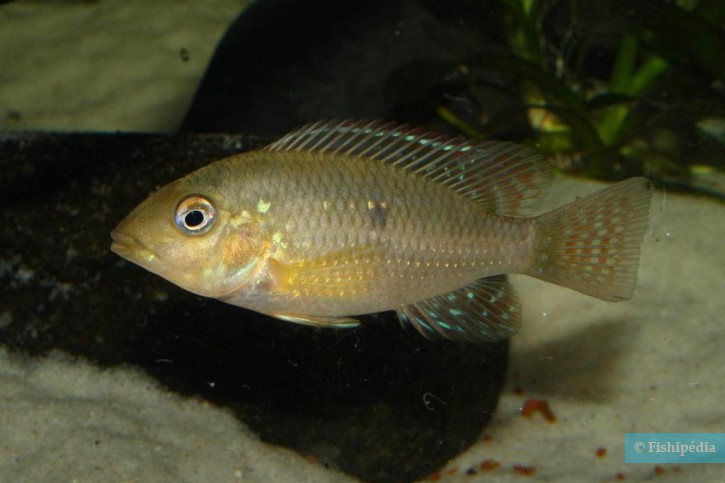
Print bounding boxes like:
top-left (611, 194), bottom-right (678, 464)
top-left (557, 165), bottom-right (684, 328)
top-left (529, 177), bottom-right (652, 301)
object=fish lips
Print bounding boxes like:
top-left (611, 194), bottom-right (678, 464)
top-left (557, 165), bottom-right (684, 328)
top-left (110, 229), bottom-right (160, 268)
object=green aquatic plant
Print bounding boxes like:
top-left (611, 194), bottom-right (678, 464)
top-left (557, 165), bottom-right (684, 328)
top-left (438, 0), bottom-right (724, 196)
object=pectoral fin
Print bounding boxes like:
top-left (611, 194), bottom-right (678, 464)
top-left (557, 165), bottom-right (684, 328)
top-left (397, 275), bottom-right (521, 342)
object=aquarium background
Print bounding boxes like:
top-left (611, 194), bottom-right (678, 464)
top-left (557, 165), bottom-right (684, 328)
top-left (1, 1), bottom-right (723, 482)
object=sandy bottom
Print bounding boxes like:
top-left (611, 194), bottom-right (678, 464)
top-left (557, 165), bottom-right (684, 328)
top-left (0, 349), bottom-right (354, 482)
top-left (1, 2), bottom-right (723, 482)
top-left (0, 1), bottom-right (243, 132)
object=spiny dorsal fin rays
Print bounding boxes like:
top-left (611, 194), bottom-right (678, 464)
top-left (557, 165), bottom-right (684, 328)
top-left (396, 275), bottom-right (521, 342)
top-left (265, 119), bottom-right (553, 217)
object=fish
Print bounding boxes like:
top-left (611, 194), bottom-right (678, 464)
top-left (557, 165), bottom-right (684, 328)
top-left (111, 119), bottom-right (652, 342)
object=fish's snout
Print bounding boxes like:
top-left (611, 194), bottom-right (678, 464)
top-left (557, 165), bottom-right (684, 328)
top-left (110, 229), bottom-right (159, 265)
top-left (110, 229), bottom-right (134, 257)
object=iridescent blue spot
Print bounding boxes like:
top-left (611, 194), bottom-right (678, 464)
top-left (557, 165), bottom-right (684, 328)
top-left (438, 321), bottom-right (452, 330)
top-left (481, 309), bottom-right (489, 317)
top-left (416, 317), bottom-right (432, 331)
top-left (449, 308), bottom-right (464, 317)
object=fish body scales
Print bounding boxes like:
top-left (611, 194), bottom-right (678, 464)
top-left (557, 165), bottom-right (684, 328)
top-left (208, 151), bottom-right (533, 317)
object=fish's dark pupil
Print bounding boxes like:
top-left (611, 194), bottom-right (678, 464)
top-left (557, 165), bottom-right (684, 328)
top-left (184, 210), bottom-right (205, 228)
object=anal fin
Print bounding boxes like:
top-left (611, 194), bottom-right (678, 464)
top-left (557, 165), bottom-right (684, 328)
top-left (397, 276), bottom-right (521, 342)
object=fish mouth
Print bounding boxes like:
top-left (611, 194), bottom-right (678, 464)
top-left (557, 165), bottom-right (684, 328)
top-left (110, 229), bottom-right (159, 265)
top-left (110, 229), bottom-right (133, 256)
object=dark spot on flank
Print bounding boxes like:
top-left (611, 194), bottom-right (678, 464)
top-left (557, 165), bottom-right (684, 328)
top-left (368, 201), bottom-right (389, 230)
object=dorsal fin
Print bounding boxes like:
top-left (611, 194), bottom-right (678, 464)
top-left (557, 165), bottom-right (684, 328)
top-left (265, 119), bottom-right (553, 216)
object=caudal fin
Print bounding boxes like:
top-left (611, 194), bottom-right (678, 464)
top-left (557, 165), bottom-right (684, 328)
top-left (529, 177), bottom-right (652, 301)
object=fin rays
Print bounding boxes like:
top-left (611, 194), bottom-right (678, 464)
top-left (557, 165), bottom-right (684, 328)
top-left (265, 119), bottom-right (552, 217)
top-left (270, 312), bottom-right (360, 328)
top-left (530, 177), bottom-right (652, 301)
top-left (397, 276), bottom-right (521, 342)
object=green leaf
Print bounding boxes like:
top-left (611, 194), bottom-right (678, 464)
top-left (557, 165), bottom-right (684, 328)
top-left (628, 1), bottom-right (725, 82)
top-left (539, 105), bottom-right (605, 152)
top-left (473, 54), bottom-right (585, 112)
top-left (586, 93), bottom-right (634, 111)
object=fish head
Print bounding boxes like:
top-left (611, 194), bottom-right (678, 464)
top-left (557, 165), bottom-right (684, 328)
top-left (111, 177), bottom-right (267, 298)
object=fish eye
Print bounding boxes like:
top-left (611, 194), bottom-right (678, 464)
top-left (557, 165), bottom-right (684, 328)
top-left (175, 195), bottom-right (215, 235)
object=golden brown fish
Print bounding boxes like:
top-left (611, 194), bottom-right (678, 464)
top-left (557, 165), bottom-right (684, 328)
top-left (111, 120), bottom-right (652, 342)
